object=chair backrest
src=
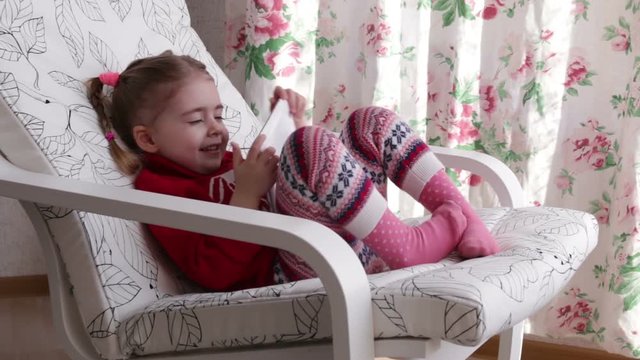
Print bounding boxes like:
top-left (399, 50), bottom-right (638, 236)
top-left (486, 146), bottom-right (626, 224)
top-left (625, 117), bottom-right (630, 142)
top-left (0, 2), bottom-right (260, 358)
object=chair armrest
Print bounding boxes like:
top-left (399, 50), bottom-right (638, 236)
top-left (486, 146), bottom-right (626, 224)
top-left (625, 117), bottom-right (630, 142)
top-left (0, 156), bottom-right (374, 360)
top-left (429, 146), bottom-right (526, 208)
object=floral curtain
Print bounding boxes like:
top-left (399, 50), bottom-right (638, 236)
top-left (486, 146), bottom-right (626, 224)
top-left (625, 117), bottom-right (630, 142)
top-left (223, 0), bottom-right (640, 356)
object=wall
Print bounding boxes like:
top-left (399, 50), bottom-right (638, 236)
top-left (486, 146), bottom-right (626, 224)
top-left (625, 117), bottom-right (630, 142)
top-left (0, 0), bottom-right (228, 278)
top-left (186, 0), bottom-right (226, 65)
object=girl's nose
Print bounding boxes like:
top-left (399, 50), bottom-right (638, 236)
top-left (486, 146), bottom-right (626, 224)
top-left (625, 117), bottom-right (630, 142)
top-left (207, 116), bottom-right (223, 135)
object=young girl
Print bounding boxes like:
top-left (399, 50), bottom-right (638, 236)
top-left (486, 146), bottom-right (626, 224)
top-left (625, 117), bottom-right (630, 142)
top-left (87, 51), bottom-right (498, 291)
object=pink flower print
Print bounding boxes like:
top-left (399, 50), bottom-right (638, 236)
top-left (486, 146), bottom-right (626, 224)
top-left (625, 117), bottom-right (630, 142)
top-left (593, 203), bottom-right (609, 224)
top-left (462, 104), bottom-right (474, 118)
top-left (321, 104), bottom-right (336, 125)
top-left (337, 84), bottom-right (346, 95)
top-left (364, 20), bottom-right (392, 56)
top-left (479, 84), bottom-right (497, 114)
top-left (571, 138), bottom-right (591, 164)
top-left (617, 182), bottom-right (638, 221)
top-left (448, 99), bottom-right (458, 118)
top-left (569, 288), bottom-right (581, 297)
top-left (572, 1), bottom-right (586, 16)
top-left (574, 138), bottom-right (589, 150)
top-left (617, 252), bottom-right (628, 263)
top-left (555, 175), bottom-right (571, 191)
top-left (623, 181), bottom-right (636, 199)
top-left (448, 98), bottom-right (474, 119)
top-left (228, 25), bottom-right (247, 50)
top-left (593, 134), bottom-right (611, 148)
top-left (263, 41), bottom-right (301, 77)
top-left (564, 57), bottom-right (588, 88)
top-left (540, 29), bottom-right (554, 42)
top-left (469, 174), bottom-right (483, 186)
top-left (612, 29), bottom-right (630, 52)
top-left (574, 320), bottom-right (587, 333)
top-left (366, 24), bottom-right (375, 36)
top-left (446, 119), bottom-right (479, 145)
top-left (566, 128), bottom-right (614, 172)
top-left (575, 300), bottom-right (591, 314)
top-left (558, 305), bottom-right (572, 317)
top-left (586, 118), bottom-right (600, 130)
top-left (557, 299), bottom-right (593, 330)
top-left (589, 152), bottom-right (606, 170)
top-left (255, 0), bottom-right (284, 11)
top-left (376, 46), bottom-right (389, 56)
top-left (482, 4), bottom-right (498, 20)
top-left (512, 51), bottom-right (534, 79)
top-left (356, 56), bottom-right (366, 74)
top-left (246, 1), bottom-right (289, 46)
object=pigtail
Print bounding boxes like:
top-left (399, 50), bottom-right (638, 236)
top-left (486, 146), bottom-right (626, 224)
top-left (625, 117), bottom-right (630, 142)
top-left (87, 77), bottom-right (141, 175)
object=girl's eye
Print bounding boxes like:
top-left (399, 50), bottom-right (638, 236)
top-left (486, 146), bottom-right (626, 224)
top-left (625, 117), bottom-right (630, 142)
top-left (214, 116), bottom-right (224, 121)
top-left (188, 119), bottom-right (203, 124)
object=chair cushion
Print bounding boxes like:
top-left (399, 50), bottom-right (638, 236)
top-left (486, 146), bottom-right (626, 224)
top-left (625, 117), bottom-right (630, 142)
top-left (119, 206), bottom-right (598, 356)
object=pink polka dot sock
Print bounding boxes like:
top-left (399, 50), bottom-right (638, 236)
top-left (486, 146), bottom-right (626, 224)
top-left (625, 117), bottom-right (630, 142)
top-left (418, 170), bottom-right (499, 258)
top-left (345, 197), bottom-right (467, 269)
top-left (339, 106), bottom-right (499, 259)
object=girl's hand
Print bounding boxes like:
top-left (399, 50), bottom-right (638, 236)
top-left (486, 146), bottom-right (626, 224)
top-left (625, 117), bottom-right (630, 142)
top-left (229, 135), bottom-right (279, 209)
top-left (270, 86), bottom-right (307, 129)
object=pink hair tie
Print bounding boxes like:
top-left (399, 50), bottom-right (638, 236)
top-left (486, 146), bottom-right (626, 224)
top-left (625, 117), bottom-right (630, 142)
top-left (99, 71), bottom-right (120, 87)
top-left (105, 131), bottom-right (116, 142)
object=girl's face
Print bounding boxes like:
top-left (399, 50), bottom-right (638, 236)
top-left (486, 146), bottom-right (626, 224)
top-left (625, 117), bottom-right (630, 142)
top-left (135, 72), bottom-right (229, 174)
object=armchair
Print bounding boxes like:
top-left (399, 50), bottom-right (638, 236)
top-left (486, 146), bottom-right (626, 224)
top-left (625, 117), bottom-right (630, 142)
top-left (0, 1), bottom-right (597, 359)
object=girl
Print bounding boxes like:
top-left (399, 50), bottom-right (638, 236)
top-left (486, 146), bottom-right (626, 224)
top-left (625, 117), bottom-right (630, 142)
top-left (87, 51), bottom-right (498, 291)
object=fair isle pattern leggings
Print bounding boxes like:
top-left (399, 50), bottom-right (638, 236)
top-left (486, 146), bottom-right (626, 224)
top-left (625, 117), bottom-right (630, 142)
top-left (275, 106), bottom-right (444, 280)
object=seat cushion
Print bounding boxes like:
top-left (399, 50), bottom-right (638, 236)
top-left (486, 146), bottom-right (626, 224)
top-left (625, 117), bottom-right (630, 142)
top-left (119, 206), bottom-right (598, 356)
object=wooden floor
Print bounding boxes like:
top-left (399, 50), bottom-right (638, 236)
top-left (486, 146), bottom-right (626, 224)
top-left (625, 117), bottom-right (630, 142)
top-left (0, 296), bottom-right (70, 360)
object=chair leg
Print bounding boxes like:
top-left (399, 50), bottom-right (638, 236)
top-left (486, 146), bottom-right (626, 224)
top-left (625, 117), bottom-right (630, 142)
top-left (497, 321), bottom-right (524, 360)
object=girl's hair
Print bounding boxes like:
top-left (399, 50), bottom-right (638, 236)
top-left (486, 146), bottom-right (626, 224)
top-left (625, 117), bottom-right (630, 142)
top-left (87, 50), bottom-right (210, 175)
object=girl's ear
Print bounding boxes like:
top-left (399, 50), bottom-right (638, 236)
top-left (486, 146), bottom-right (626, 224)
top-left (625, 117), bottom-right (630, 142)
top-left (133, 125), bottom-right (159, 153)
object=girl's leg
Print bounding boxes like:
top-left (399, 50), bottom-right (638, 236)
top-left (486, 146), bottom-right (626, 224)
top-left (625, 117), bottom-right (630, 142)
top-left (340, 106), bottom-right (499, 258)
top-left (276, 126), bottom-right (466, 280)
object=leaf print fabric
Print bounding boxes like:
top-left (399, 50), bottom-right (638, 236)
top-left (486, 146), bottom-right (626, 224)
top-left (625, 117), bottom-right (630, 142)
top-left (224, 0), bottom-right (640, 356)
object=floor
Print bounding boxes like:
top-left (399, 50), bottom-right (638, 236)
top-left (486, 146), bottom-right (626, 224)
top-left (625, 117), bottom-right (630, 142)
top-left (0, 295), bottom-right (489, 360)
top-left (0, 296), bottom-right (70, 360)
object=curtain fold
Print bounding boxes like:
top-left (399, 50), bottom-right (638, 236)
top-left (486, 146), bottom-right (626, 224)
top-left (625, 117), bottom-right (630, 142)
top-left (223, 0), bottom-right (640, 356)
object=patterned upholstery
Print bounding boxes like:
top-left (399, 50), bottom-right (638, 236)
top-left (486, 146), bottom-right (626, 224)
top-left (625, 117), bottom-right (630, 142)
top-left (118, 207), bottom-right (597, 357)
top-left (0, 1), bottom-right (598, 359)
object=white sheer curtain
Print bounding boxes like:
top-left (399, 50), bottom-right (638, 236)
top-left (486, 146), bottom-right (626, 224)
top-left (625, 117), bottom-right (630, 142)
top-left (223, 0), bottom-right (640, 356)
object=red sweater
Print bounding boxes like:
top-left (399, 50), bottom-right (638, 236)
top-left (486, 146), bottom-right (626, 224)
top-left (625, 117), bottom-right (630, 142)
top-left (134, 152), bottom-right (277, 292)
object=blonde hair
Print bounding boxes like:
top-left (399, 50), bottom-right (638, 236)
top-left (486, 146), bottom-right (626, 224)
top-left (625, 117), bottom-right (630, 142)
top-left (87, 50), bottom-right (210, 175)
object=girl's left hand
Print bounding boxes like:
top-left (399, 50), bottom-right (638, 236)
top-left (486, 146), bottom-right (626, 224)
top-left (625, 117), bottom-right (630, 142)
top-left (270, 86), bottom-right (307, 129)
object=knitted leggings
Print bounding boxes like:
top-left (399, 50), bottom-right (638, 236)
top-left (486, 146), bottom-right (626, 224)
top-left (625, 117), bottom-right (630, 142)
top-left (276, 106), bottom-right (453, 280)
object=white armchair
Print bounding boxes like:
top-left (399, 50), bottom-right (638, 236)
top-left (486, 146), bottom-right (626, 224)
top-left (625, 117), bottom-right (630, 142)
top-left (0, 1), bottom-right (597, 359)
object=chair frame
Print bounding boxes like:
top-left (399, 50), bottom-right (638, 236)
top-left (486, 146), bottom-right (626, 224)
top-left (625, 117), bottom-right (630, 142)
top-left (0, 146), bottom-right (525, 360)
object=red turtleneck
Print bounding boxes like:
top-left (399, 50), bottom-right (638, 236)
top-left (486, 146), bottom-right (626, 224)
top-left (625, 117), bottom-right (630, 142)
top-left (134, 152), bottom-right (277, 292)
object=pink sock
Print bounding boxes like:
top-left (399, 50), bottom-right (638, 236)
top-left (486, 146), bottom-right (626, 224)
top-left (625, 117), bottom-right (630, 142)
top-left (344, 192), bottom-right (467, 269)
top-left (418, 170), bottom-right (499, 258)
top-left (340, 107), bottom-right (499, 259)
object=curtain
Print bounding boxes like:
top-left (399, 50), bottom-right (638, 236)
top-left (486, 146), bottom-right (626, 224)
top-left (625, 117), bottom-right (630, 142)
top-left (223, 0), bottom-right (640, 356)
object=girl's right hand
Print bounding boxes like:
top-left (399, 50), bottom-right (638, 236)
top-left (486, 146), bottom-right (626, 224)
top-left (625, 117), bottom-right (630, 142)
top-left (229, 134), bottom-right (279, 209)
